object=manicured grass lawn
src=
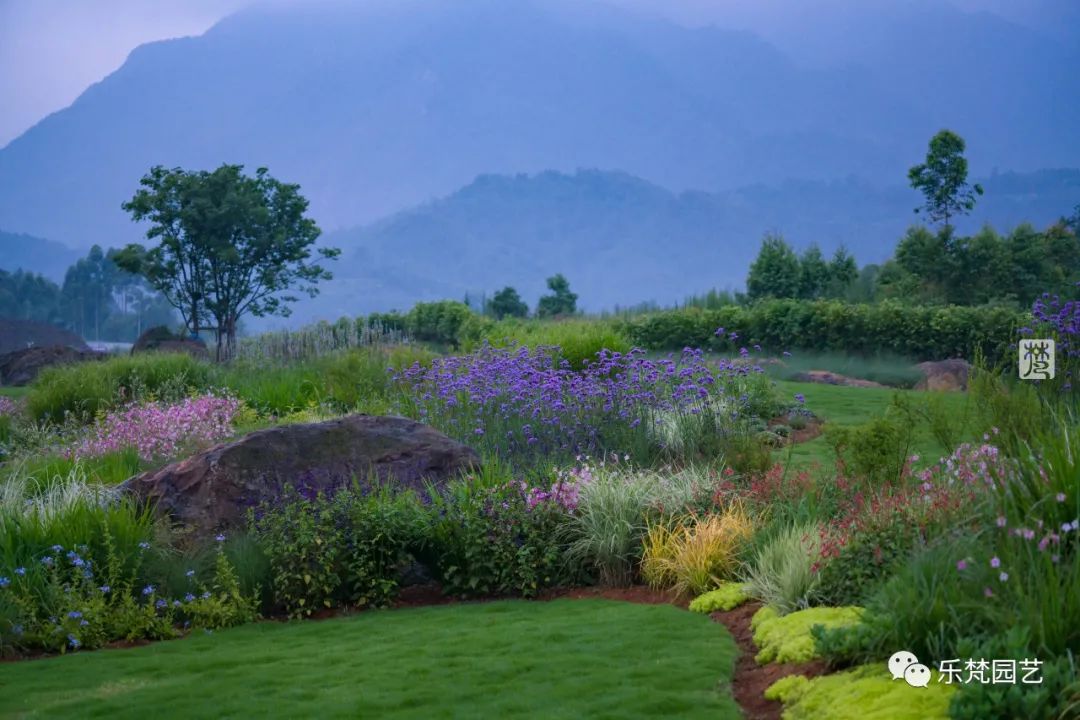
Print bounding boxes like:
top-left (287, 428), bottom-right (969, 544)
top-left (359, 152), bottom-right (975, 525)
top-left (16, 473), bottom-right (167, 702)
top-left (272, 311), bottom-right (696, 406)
top-left (0, 388), bottom-right (27, 399)
top-left (773, 380), bottom-right (977, 471)
top-left (0, 599), bottom-right (740, 719)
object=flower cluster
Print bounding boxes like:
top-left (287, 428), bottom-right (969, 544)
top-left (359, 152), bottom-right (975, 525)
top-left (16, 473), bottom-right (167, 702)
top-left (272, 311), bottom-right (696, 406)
top-left (0, 396), bottom-right (19, 417)
top-left (71, 395), bottom-right (240, 462)
top-left (1022, 287), bottom-right (1080, 390)
top-left (392, 344), bottom-right (770, 459)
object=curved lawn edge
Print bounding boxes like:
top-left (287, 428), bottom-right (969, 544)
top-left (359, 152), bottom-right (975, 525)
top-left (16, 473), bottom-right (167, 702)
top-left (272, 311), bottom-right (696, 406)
top-left (0, 598), bottom-right (740, 719)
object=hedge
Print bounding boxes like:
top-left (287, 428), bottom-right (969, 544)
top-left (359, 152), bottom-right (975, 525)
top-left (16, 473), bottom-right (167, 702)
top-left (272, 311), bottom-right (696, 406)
top-left (619, 300), bottom-right (1027, 362)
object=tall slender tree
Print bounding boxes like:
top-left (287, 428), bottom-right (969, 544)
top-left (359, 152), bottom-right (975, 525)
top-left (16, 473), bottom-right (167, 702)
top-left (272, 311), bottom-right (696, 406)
top-left (908, 129), bottom-right (983, 230)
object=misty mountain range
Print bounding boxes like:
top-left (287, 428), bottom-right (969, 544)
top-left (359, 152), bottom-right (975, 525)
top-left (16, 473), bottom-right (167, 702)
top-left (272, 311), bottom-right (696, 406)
top-left (0, 0), bottom-right (1077, 324)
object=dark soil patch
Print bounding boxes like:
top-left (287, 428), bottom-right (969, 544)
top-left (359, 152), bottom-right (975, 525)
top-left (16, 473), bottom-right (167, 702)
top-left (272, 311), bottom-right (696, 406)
top-left (710, 601), bottom-right (828, 720)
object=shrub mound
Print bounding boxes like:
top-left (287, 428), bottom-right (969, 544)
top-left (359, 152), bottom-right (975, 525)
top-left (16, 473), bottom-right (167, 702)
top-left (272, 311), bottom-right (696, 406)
top-left (751, 605), bottom-right (864, 664)
top-left (688, 583), bottom-right (750, 613)
top-left (764, 666), bottom-right (955, 720)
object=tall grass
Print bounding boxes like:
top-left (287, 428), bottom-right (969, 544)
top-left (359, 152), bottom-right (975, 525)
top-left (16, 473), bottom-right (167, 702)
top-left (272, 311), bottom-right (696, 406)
top-left (232, 318), bottom-right (408, 364)
top-left (26, 354), bottom-right (213, 423)
top-left (742, 522), bottom-right (824, 614)
top-left (465, 318), bottom-right (632, 370)
top-left (0, 469), bottom-right (154, 573)
top-left (642, 506), bottom-right (754, 597)
top-left (562, 466), bottom-right (719, 586)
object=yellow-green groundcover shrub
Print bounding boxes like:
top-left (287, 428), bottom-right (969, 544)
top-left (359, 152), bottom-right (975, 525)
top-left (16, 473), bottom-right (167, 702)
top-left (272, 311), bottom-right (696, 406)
top-left (765, 666), bottom-right (955, 720)
top-left (752, 605), bottom-right (863, 664)
top-left (688, 582), bottom-right (751, 613)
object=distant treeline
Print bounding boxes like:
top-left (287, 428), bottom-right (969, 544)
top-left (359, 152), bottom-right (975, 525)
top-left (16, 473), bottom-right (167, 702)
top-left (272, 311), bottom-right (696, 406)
top-left (0, 245), bottom-right (174, 342)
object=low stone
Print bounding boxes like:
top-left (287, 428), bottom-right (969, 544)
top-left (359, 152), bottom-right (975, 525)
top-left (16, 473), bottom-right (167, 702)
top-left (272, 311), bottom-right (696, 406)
top-left (131, 326), bottom-right (210, 360)
top-left (0, 345), bottom-right (104, 386)
top-left (121, 414), bottom-right (481, 535)
top-left (913, 359), bottom-right (972, 391)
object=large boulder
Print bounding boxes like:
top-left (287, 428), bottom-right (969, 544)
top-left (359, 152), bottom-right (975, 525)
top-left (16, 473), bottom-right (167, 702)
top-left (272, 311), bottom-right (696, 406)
top-left (914, 359), bottom-right (972, 391)
top-left (121, 415), bottom-right (481, 535)
top-left (0, 317), bottom-right (89, 355)
top-left (131, 326), bottom-right (210, 360)
top-left (0, 345), bottom-right (104, 386)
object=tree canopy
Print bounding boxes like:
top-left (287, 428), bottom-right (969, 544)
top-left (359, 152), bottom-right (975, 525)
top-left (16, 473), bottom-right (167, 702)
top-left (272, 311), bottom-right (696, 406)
top-left (536, 274), bottom-right (578, 318)
top-left (117, 164), bottom-right (338, 359)
top-left (908, 129), bottom-right (983, 229)
top-left (487, 286), bottom-right (529, 319)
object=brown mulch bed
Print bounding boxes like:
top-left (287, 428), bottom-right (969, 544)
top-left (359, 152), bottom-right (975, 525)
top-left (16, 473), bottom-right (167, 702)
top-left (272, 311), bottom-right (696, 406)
top-left (710, 601), bottom-right (828, 720)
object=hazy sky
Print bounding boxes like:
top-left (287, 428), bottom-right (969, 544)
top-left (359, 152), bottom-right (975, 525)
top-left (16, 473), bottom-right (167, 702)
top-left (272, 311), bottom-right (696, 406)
top-left (0, 0), bottom-right (1062, 148)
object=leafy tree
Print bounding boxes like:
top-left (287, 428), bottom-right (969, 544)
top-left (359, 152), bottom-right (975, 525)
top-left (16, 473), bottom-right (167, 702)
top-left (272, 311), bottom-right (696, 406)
top-left (797, 244), bottom-right (830, 299)
top-left (60, 245), bottom-right (115, 340)
top-left (536, 274), bottom-right (578, 318)
top-left (908, 129), bottom-right (983, 229)
top-left (486, 286), bottom-right (529, 319)
top-left (746, 233), bottom-right (800, 300)
top-left (119, 164), bottom-right (339, 359)
top-left (0, 269), bottom-right (63, 325)
top-left (826, 246), bottom-right (858, 298)
top-left (1063, 204), bottom-right (1080, 234)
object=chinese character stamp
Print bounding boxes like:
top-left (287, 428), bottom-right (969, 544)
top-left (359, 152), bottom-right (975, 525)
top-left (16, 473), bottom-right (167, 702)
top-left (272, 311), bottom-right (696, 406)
top-left (1019, 339), bottom-right (1055, 380)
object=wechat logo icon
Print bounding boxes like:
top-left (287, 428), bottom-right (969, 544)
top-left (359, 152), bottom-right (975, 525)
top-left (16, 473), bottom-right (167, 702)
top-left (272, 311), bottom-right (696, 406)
top-left (889, 650), bottom-right (931, 688)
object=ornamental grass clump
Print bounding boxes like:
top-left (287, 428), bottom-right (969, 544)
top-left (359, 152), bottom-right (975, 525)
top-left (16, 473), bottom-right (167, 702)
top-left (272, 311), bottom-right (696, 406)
top-left (392, 343), bottom-right (776, 465)
top-left (743, 522), bottom-right (824, 615)
top-left (71, 395), bottom-right (240, 463)
top-left (641, 505), bottom-right (754, 598)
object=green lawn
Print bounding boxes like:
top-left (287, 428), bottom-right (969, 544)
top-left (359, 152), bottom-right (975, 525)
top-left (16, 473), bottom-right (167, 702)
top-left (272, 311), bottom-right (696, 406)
top-left (0, 599), bottom-right (740, 719)
top-left (773, 379), bottom-right (977, 471)
top-left (0, 388), bottom-right (28, 399)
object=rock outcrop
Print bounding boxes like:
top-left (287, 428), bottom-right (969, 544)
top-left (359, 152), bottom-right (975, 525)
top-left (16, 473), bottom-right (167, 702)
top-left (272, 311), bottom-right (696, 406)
top-left (914, 359), bottom-right (972, 391)
top-left (131, 326), bottom-right (210, 360)
top-left (0, 345), bottom-right (103, 386)
top-left (122, 415), bottom-right (481, 535)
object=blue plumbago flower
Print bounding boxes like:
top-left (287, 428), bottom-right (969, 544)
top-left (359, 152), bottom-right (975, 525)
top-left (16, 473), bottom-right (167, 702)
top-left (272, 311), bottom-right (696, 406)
top-left (67, 634), bottom-right (81, 649)
top-left (0, 577), bottom-right (9, 588)
top-left (99, 585), bottom-right (111, 594)
top-left (185, 569), bottom-right (195, 578)
top-left (184, 593), bottom-right (196, 603)
top-left (14, 567), bottom-right (25, 576)
top-left (201, 591), bottom-right (211, 600)
top-left (794, 393), bottom-right (806, 404)
top-left (11, 624), bottom-right (23, 636)
top-left (172, 600), bottom-right (182, 608)
top-left (155, 599), bottom-right (167, 609)
top-left (67, 610), bottom-right (82, 619)
top-left (41, 556), bottom-right (54, 566)
top-left (214, 534), bottom-right (226, 543)
top-left (142, 584), bottom-right (155, 596)
top-left (79, 619), bottom-right (89, 627)
top-left (138, 541), bottom-right (151, 550)
top-left (51, 544), bottom-right (63, 553)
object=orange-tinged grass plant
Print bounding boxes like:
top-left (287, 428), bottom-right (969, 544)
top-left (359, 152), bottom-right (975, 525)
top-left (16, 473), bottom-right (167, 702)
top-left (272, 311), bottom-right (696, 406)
top-left (641, 502), bottom-right (754, 597)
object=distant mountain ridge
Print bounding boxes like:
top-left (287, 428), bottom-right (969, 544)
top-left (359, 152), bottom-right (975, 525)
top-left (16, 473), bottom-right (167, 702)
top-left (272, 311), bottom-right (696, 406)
top-left (271, 166), bottom-right (1078, 325)
top-left (0, 0), bottom-right (1076, 249)
top-left (0, 230), bottom-right (80, 282)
